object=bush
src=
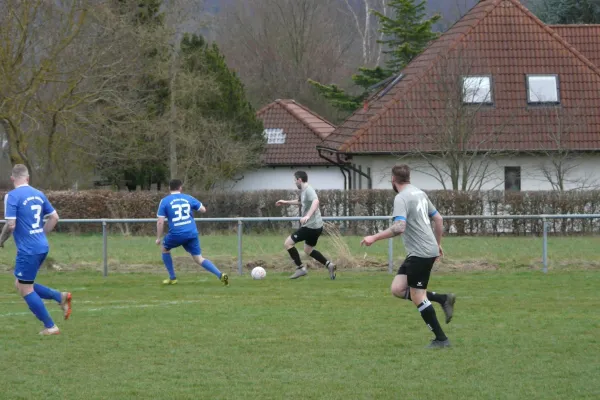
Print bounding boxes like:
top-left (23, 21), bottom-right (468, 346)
top-left (1, 189), bottom-right (600, 235)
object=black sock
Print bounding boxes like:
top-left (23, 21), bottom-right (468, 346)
top-left (287, 247), bottom-right (303, 267)
top-left (427, 291), bottom-right (447, 305)
top-left (418, 299), bottom-right (447, 341)
top-left (309, 250), bottom-right (328, 266)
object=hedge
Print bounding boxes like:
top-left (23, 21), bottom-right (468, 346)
top-left (1, 189), bottom-right (600, 236)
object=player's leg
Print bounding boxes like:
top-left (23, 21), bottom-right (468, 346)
top-left (284, 232), bottom-right (304, 269)
top-left (303, 228), bottom-right (336, 280)
top-left (14, 253), bottom-right (59, 335)
top-left (286, 229), bottom-right (308, 279)
top-left (33, 282), bottom-right (72, 321)
top-left (407, 258), bottom-right (449, 348)
top-left (161, 235), bottom-right (178, 284)
top-left (392, 259), bottom-right (455, 322)
top-left (428, 290), bottom-right (456, 324)
top-left (390, 273), bottom-right (409, 299)
top-left (186, 238), bottom-right (228, 286)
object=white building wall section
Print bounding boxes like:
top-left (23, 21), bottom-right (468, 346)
top-left (221, 166), bottom-right (345, 191)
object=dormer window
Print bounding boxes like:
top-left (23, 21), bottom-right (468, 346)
top-left (264, 128), bottom-right (286, 144)
top-left (526, 74), bottom-right (560, 104)
top-left (462, 76), bottom-right (493, 104)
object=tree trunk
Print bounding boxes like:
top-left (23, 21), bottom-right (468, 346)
top-left (2, 120), bottom-right (33, 184)
top-left (168, 51), bottom-right (178, 180)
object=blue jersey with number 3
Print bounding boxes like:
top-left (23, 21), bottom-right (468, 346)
top-left (157, 193), bottom-right (201, 238)
top-left (4, 185), bottom-right (55, 255)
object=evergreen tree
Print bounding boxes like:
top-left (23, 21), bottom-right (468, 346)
top-left (531, 0), bottom-right (600, 24)
top-left (373, 0), bottom-right (441, 72)
top-left (309, 0), bottom-right (440, 113)
top-left (96, 0), bottom-right (169, 190)
top-left (179, 34), bottom-right (264, 145)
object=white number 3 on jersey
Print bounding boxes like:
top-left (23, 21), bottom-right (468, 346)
top-left (416, 198), bottom-right (431, 225)
top-left (31, 205), bottom-right (42, 229)
top-left (172, 203), bottom-right (191, 222)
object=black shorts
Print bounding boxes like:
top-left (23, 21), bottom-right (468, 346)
top-left (397, 256), bottom-right (437, 289)
top-left (291, 227), bottom-right (323, 247)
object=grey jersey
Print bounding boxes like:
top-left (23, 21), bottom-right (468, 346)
top-left (301, 185), bottom-right (323, 229)
top-left (392, 184), bottom-right (440, 258)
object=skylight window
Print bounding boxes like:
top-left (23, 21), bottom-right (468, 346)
top-left (527, 74), bottom-right (559, 104)
top-left (264, 128), bottom-right (286, 144)
top-left (462, 76), bottom-right (493, 104)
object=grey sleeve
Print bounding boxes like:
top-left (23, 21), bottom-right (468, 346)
top-left (305, 187), bottom-right (318, 202)
top-left (427, 197), bottom-right (438, 217)
top-left (392, 194), bottom-right (407, 221)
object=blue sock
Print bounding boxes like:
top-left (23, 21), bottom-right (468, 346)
top-left (24, 292), bottom-right (55, 328)
top-left (34, 283), bottom-right (62, 303)
top-left (162, 253), bottom-right (176, 280)
top-left (201, 259), bottom-right (222, 279)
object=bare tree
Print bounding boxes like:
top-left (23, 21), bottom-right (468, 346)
top-left (341, 0), bottom-right (389, 66)
top-left (217, 0), bottom-right (357, 114)
top-left (532, 105), bottom-right (599, 191)
top-left (162, 0), bottom-right (208, 179)
top-left (401, 49), bottom-right (512, 191)
top-left (0, 0), bottom-right (89, 182)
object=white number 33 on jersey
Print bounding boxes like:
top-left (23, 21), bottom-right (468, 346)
top-left (171, 203), bottom-right (191, 222)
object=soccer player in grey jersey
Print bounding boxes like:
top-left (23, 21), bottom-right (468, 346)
top-left (276, 171), bottom-right (336, 280)
top-left (361, 165), bottom-right (455, 349)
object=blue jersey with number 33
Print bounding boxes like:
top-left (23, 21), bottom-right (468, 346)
top-left (157, 193), bottom-right (201, 238)
top-left (4, 185), bottom-right (55, 255)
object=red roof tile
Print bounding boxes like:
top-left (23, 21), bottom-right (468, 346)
top-left (322, 0), bottom-right (600, 154)
top-left (256, 99), bottom-right (335, 165)
top-left (551, 25), bottom-right (600, 67)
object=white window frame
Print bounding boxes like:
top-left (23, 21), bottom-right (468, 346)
top-left (462, 75), bottom-right (493, 105)
top-left (263, 128), bottom-right (286, 144)
top-left (526, 74), bottom-right (560, 104)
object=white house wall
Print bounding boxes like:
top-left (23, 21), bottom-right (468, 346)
top-left (352, 154), bottom-right (600, 191)
top-left (221, 166), bottom-right (345, 191)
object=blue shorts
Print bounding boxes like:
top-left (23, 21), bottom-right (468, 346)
top-left (163, 235), bottom-right (201, 256)
top-left (14, 252), bottom-right (48, 283)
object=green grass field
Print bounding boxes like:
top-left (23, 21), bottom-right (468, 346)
top-left (0, 235), bottom-right (599, 399)
top-left (1, 233), bottom-right (600, 273)
top-left (0, 271), bottom-right (599, 399)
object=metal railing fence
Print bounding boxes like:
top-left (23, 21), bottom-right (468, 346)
top-left (2, 214), bottom-right (600, 276)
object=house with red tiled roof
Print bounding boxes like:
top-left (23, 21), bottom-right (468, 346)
top-left (319, 0), bottom-right (600, 191)
top-left (224, 99), bottom-right (344, 190)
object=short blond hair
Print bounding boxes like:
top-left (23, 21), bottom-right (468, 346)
top-left (11, 164), bottom-right (29, 179)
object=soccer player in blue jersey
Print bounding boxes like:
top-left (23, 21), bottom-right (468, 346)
top-left (156, 179), bottom-right (228, 286)
top-left (0, 164), bottom-right (72, 336)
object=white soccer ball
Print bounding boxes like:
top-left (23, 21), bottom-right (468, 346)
top-left (251, 266), bottom-right (266, 280)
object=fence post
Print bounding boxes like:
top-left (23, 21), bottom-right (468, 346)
top-left (237, 220), bottom-right (243, 275)
top-left (102, 220), bottom-right (108, 277)
top-left (388, 218), bottom-right (394, 274)
top-left (542, 217), bottom-right (548, 273)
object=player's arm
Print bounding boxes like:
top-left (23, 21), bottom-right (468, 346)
top-left (0, 220), bottom-right (15, 248)
top-left (156, 199), bottom-right (167, 242)
top-left (366, 218), bottom-right (406, 244)
top-left (304, 198), bottom-right (319, 218)
top-left (0, 194), bottom-right (17, 247)
top-left (43, 211), bottom-right (59, 234)
top-left (191, 198), bottom-right (206, 213)
top-left (276, 199), bottom-right (300, 206)
top-left (156, 216), bottom-right (166, 241)
top-left (40, 197), bottom-right (58, 234)
top-left (427, 198), bottom-right (444, 257)
top-left (431, 213), bottom-right (443, 245)
top-left (361, 196), bottom-right (406, 246)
